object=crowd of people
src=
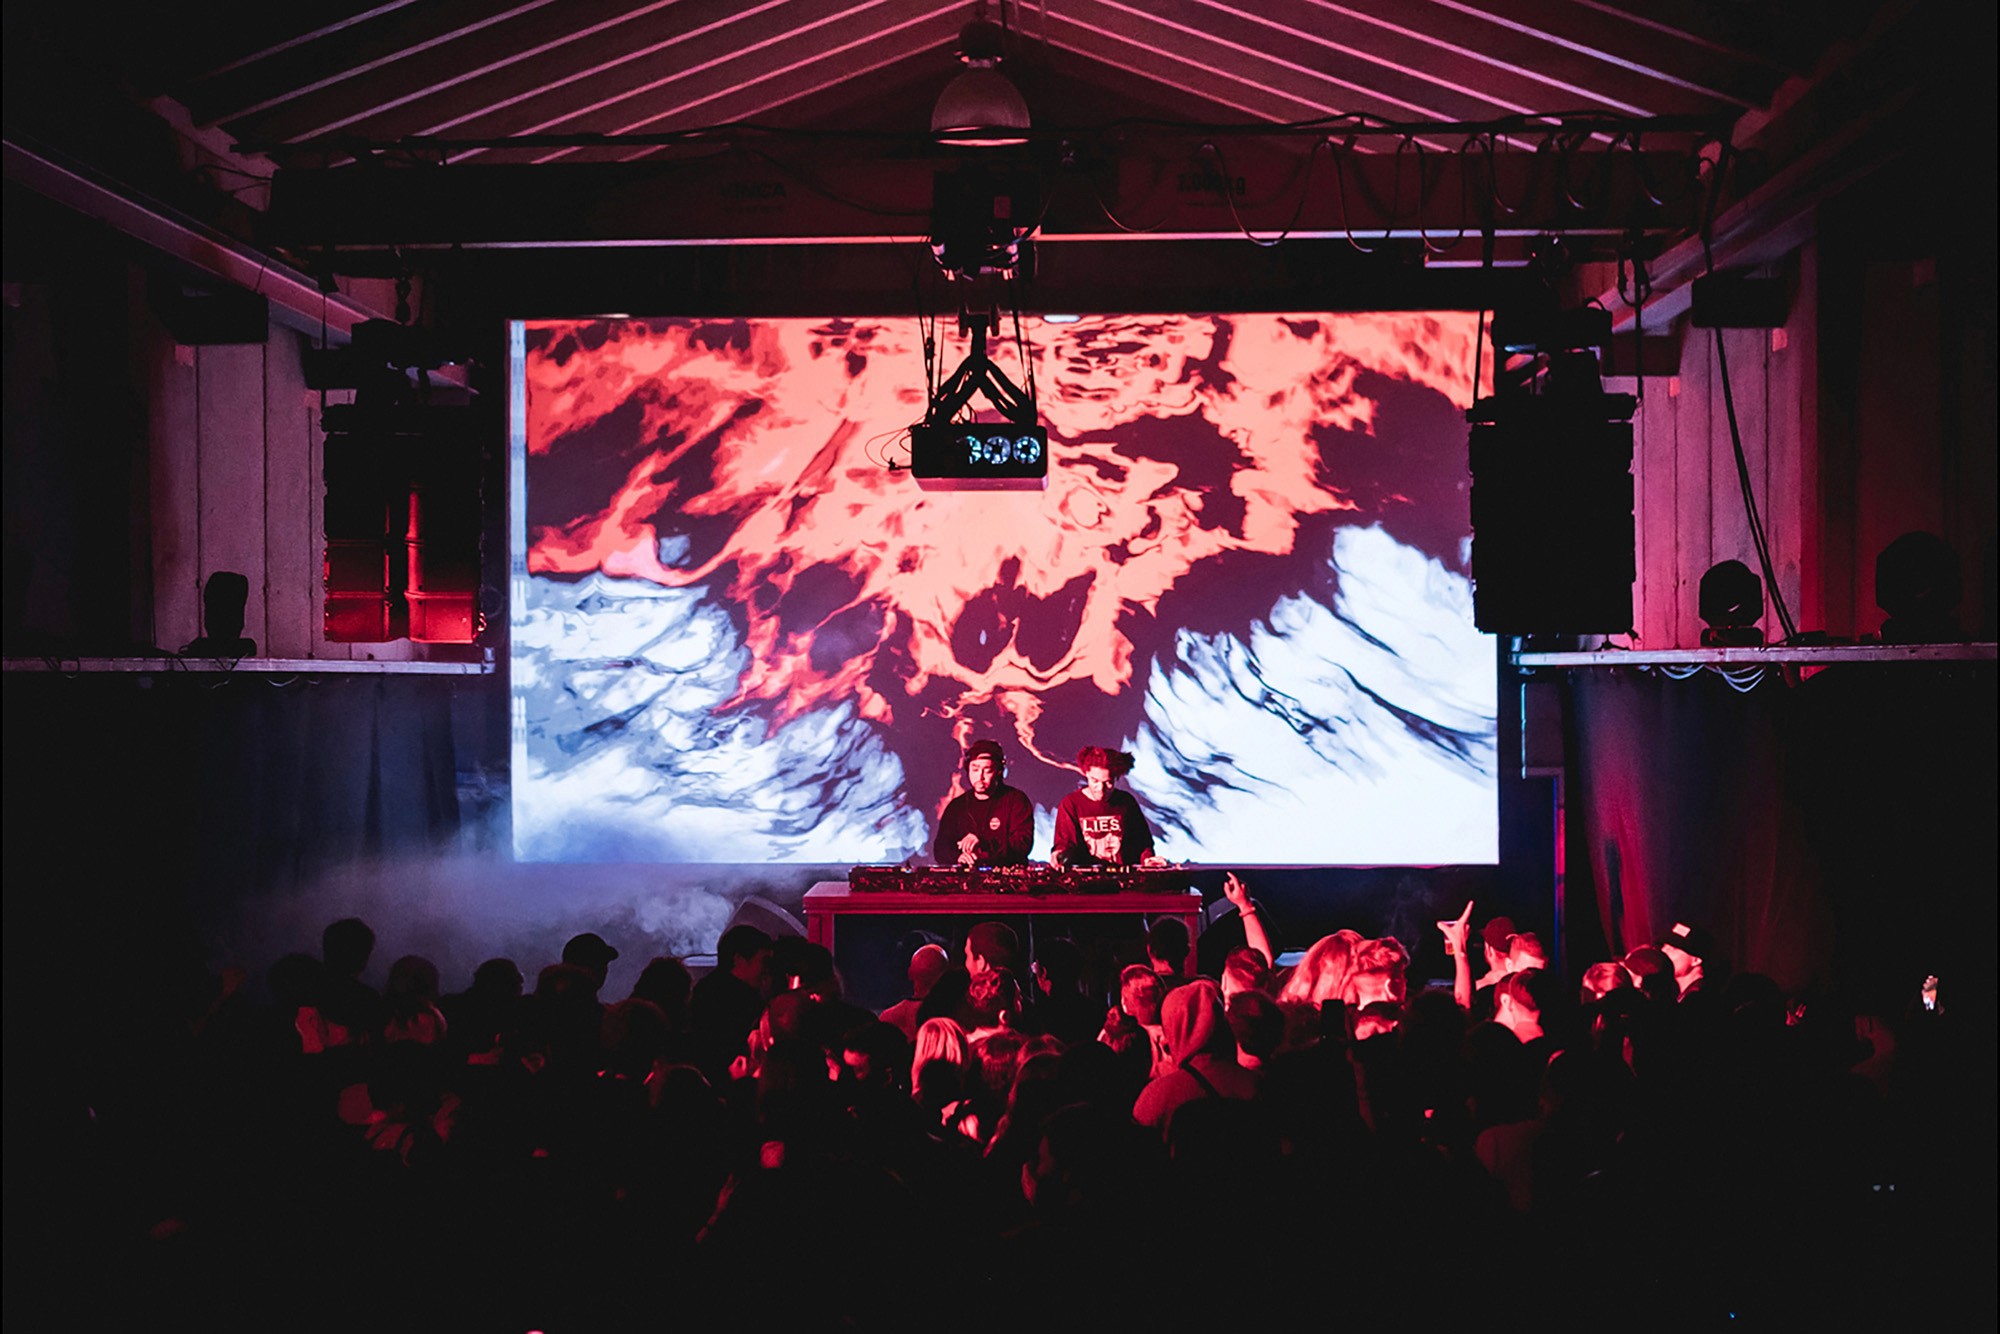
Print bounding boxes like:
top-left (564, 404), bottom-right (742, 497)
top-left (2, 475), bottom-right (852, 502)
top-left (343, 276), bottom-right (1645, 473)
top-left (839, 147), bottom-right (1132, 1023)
top-left (31, 880), bottom-right (1983, 1332)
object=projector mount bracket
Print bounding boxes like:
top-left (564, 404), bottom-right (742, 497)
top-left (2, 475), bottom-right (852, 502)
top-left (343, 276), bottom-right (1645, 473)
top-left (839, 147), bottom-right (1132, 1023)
top-left (925, 306), bottom-right (1036, 429)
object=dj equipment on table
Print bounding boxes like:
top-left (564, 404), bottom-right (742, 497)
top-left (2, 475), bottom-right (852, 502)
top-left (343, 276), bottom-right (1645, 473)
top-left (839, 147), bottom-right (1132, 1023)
top-left (847, 864), bottom-right (1194, 895)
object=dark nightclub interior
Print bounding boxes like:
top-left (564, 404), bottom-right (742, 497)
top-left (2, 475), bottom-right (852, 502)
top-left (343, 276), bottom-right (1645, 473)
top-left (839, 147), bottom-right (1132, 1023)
top-left (4, 2), bottom-right (1995, 1330)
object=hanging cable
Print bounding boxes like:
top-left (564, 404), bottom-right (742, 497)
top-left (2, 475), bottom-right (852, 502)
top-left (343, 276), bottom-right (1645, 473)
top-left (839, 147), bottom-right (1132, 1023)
top-left (1201, 138), bottom-right (1325, 248)
top-left (1472, 226), bottom-right (1495, 405)
top-left (1713, 329), bottom-right (1797, 643)
top-left (1413, 138), bottom-right (1475, 256)
top-left (1715, 664), bottom-right (1765, 693)
top-left (1330, 138), bottom-right (1397, 254)
top-left (1010, 278), bottom-right (1036, 412)
top-left (1071, 160), bottom-right (1173, 234)
top-left (1482, 132), bottom-right (1524, 218)
top-left (1699, 141), bottom-right (1799, 645)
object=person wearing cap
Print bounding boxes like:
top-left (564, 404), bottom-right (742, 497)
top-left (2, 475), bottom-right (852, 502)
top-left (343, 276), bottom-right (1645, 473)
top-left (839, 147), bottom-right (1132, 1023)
top-left (1621, 945), bottom-right (1679, 1006)
top-left (932, 739), bottom-right (1036, 867)
top-left (561, 931), bottom-right (620, 993)
top-left (1476, 915), bottom-right (1519, 990)
top-left (1658, 921), bottom-right (1715, 1001)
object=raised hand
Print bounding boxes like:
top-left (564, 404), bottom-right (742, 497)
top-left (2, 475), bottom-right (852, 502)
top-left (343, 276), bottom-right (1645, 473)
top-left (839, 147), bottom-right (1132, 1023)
top-left (1438, 899), bottom-right (1473, 956)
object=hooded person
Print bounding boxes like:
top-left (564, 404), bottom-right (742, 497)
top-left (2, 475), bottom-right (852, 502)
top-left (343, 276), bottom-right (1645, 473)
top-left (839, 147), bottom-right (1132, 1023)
top-left (1132, 979), bottom-right (1259, 1131)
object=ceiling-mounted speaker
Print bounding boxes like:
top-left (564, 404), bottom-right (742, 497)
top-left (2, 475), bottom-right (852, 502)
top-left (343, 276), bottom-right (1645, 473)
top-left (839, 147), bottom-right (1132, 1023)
top-left (1691, 274), bottom-right (1788, 328)
top-left (1469, 396), bottom-right (1635, 636)
top-left (149, 276), bottom-right (269, 345)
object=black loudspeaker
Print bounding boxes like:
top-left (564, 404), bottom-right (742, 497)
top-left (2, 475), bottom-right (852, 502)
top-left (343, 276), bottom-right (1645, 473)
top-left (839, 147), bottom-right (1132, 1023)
top-left (321, 400), bottom-right (486, 644)
top-left (1469, 399), bottom-right (1635, 635)
top-left (150, 277), bottom-right (270, 345)
top-left (322, 412), bottom-right (403, 643)
top-left (404, 413), bottom-right (483, 644)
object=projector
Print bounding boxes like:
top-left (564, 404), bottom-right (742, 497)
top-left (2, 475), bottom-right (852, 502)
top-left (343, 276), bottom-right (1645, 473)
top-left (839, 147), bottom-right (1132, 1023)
top-left (909, 423), bottom-right (1048, 491)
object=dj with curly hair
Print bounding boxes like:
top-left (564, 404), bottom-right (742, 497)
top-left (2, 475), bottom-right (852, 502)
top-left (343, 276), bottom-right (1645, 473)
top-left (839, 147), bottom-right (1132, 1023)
top-left (1050, 745), bottom-right (1167, 868)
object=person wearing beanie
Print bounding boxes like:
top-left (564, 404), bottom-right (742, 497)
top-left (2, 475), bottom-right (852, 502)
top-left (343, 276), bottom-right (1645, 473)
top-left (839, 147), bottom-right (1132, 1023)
top-left (933, 739), bottom-right (1036, 866)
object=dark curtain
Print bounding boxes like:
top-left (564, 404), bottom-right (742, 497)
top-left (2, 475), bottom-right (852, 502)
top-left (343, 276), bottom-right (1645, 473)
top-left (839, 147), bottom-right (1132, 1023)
top-left (3, 672), bottom-right (472, 981)
top-left (1567, 661), bottom-right (1997, 1008)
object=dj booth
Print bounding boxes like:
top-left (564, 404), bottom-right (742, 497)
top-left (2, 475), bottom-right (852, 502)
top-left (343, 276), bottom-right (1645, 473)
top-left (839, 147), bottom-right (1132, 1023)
top-left (804, 865), bottom-right (1205, 953)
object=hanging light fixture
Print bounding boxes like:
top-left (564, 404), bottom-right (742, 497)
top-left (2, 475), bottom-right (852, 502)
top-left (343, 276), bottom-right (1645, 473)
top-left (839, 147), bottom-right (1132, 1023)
top-left (932, 3), bottom-right (1029, 147)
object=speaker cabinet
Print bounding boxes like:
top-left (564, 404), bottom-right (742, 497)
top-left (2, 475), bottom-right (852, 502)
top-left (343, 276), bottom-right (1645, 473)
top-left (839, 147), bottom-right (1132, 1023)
top-left (1470, 405), bottom-right (1635, 636)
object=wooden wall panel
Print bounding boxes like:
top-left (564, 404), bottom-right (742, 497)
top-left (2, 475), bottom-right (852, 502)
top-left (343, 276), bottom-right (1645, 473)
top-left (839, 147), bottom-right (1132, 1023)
top-left (1766, 246), bottom-right (1813, 639)
top-left (195, 344), bottom-right (268, 649)
top-left (1670, 329), bottom-right (1713, 647)
top-left (148, 337), bottom-right (201, 652)
top-left (1707, 326), bottom-right (1763, 596)
top-left (1632, 378), bottom-right (1679, 648)
top-left (1852, 260), bottom-right (1946, 636)
top-left (1624, 240), bottom-right (1827, 648)
top-left (1946, 254), bottom-right (1999, 638)
top-left (143, 324), bottom-right (431, 664)
top-left (263, 332), bottom-right (316, 658)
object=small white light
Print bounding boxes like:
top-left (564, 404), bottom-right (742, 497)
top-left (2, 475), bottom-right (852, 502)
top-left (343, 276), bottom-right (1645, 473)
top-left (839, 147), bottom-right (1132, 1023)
top-left (1042, 313), bottom-right (1081, 324)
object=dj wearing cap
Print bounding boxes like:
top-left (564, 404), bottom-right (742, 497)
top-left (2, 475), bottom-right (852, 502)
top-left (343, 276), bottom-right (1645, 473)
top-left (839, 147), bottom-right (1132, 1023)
top-left (933, 740), bottom-right (1036, 867)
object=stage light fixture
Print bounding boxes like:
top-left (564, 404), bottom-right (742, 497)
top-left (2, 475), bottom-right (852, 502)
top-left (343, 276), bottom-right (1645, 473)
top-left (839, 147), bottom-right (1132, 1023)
top-left (908, 298), bottom-right (1047, 492)
top-left (1699, 559), bottom-right (1766, 646)
top-left (930, 168), bottom-right (1038, 283)
top-left (932, 5), bottom-right (1029, 147)
top-left (910, 423), bottom-right (1048, 491)
top-left (184, 571), bottom-right (257, 657)
top-left (1876, 530), bottom-right (1962, 643)
top-left (920, 18), bottom-right (1045, 495)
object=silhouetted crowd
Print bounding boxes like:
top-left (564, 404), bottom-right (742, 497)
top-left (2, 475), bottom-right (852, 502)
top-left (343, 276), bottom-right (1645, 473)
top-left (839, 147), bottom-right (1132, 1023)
top-left (37, 899), bottom-right (1986, 1332)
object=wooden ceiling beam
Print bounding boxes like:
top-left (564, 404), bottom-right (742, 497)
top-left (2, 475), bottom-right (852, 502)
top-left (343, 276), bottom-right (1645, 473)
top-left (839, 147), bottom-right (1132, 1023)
top-left (186, 0), bottom-right (562, 126)
top-left (231, 0), bottom-right (698, 145)
top-left (1416, 0), bottom-right (1766, 110)
top-left (265, 144), bottom-right (1702, 251)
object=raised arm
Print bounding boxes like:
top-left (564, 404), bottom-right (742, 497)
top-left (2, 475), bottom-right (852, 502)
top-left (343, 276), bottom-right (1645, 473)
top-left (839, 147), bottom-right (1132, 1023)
top-left (1439, 900), bottom-right (1474, 1011)
top-left (1222, 873), bottom-right (1274, 969)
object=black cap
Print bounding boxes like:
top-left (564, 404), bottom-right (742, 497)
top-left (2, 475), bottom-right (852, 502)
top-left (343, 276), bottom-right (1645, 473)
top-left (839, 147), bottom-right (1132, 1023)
top-left (1660, 921), bottom-right (1716, 961)
top-left (562, 932), bottom-right (620, 968)
top-left (964, 739), bottom-right (1005, 769)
